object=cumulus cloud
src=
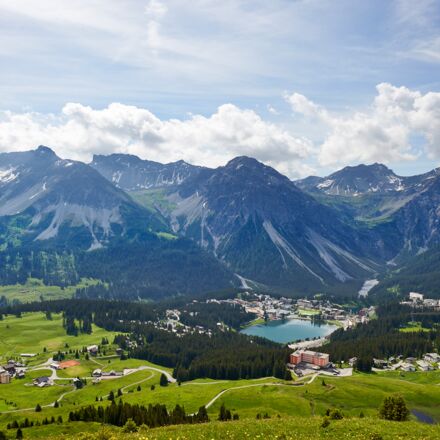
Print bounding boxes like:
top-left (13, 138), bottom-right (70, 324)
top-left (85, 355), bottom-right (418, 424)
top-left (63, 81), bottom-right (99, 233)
top-left (0, 102), bottom-right (313, 178)
top-left (286, 83), bottom-right (440, 167)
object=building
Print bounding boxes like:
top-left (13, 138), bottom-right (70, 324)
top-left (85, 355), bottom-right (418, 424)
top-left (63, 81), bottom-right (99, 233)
top-left (87, 345), bottom-right (99, 356)
top-left (92, 369), bottom-right (102, 377)
top-left (417, 360), bottom-right (433, 371)
top-left (409, 292), bottom-right (424, 302)
top-left (290, 350), bottom-right (330, 368)
top-left (0, 368), bottom-right (11, 384)
top-left (424, 353), bottom-right (440, 363)
top-left (401, 363), bottom-right (416, 372)
top-left (33, 376), bottom-right (53, 387)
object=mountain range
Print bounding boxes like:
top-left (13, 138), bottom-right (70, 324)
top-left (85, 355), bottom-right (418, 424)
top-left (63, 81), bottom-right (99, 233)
top-left (1, 146), bottom-right (439, 298)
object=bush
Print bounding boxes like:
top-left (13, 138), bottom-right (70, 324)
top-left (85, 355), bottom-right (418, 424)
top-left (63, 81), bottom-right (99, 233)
top-left (321, 417), bottom-right (330, 428)
top-left (379, 395), bottom-right (409, 421)
top-left (122, 418), bottom-right (138, 433)
top-left (326, 408), bottom-right (343, 420)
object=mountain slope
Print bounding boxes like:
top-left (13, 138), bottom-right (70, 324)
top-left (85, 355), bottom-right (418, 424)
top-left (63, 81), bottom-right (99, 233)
top-left (163, 156), bottom-right (385, 293)
top-left (370, 245), bottom-right (440, 300)
top-left (296, 163), bottom-right (407, 196)
top-left (0, 146), bottom-right (167, 250)
top-left (0, 147), bottom-right (236, 296)
top-left (90, 153), bottom-right (204, 191)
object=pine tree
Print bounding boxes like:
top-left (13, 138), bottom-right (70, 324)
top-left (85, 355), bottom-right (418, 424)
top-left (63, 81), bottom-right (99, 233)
top-left (160, 373), bottom-right (168, 387)
top-left (16, 428), bottom-right (23, 440)
top-left (35, 403), bottom-right (42, 412)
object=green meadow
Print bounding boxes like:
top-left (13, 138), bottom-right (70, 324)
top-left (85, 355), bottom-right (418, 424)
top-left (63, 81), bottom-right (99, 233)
top-left (1, 313), bottom-right (440, 439)
top-left (0, 278), bottom-right (99, 304)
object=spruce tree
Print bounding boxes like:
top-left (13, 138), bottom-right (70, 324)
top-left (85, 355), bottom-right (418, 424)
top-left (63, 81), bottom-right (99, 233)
top-left (159, 373), bottom-right (168, 387)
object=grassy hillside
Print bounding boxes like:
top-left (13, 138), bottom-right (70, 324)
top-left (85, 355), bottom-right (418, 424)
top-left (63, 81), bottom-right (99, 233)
top-left (2, 313), bottom-right (440, 439)
top-left (24, 416), bottom-right (440, 439)
top-left (0, 278), bottom-right (100, 304)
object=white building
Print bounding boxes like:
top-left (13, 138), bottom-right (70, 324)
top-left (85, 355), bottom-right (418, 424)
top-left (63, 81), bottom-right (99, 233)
top-left (417, 360), bottom-right (433, 371)
top-left (409, 292), bottom-right (424, 302)
top-left (401, 363), bottom-right (416, 372)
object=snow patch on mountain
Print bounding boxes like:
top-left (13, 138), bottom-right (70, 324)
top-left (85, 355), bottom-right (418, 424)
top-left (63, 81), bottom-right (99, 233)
top-left (0, 167), bottom-right (19, 183)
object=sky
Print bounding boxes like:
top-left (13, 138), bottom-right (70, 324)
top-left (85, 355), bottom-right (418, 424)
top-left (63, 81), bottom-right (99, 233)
top-left (0, 0), bottom-right (439, 178)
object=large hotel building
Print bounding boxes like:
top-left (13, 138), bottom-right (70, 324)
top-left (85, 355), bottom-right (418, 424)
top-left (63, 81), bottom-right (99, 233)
top-left (290, 350), bottom-right (330, 368)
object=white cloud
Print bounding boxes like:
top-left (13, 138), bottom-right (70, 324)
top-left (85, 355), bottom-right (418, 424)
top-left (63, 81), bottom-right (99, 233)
top-left (0, 102), bottom-right (313, 177)
top-left (286, 83), bottom-right (440, 167)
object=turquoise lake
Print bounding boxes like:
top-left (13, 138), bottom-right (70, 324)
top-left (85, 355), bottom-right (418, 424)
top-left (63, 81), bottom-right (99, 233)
top-left (240, 319), bottom-right (337, 344)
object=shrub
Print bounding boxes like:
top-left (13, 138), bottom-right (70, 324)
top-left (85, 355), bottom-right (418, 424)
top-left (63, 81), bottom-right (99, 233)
top-left (321, 417), bottom-right (330, 428)
top-left (379, 395), bottom-right (409, 421)
top-left (122, 418), bottom-right (138, 433)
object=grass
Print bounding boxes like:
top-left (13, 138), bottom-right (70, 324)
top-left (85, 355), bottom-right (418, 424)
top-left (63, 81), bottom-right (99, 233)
top-left (0, 277), bottom-right (100, 303)
top-left (4, 313), bottom-right (440, 439)
top-left (240, 317), bottom-right (265, 329)
top-left (297, 308), bottom-right (320, 316)
top-left (399, 321), bottom-right (431, 333)
top-left (0, 312), bottom-right (120, 366)
top-left (26, 416), bottom-right (440, 439)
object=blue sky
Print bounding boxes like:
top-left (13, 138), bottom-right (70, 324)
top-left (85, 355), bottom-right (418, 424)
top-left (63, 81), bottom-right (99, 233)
top-left (0, 0), bottom-right (439, 177)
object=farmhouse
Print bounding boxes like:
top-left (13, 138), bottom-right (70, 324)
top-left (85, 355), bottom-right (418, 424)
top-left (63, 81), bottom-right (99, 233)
top-left (87, 345), bottom-right (99, 355)
top-left (417, 360), bottom-right (433, 371)
top-left (401, 363), bottom-right (416, 372)
top-left (33, 376), bottom-right (53, 387)
top-left (290, 350), bottom-right (330, 368)
top-left (0, 368), bottom-right (11, 384)
top-left (92, 369), bottom-right (102, 377)
top-left (424, 353), bottom-right (440, 363)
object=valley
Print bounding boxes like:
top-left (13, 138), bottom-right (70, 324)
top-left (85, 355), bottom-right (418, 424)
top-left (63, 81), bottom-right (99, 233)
top-left (2, 311), bottom-right (440, 439)
top-left (1, 147), bottom-right (440, 439)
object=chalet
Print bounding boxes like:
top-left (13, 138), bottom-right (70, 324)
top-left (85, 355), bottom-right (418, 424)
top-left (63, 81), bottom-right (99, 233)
top-left (417, 360), bottom-right (433, 371)
top-left (424, 353), bottom-right (440, 363)
top-left (0, 368), bottom-right (11, 384)
top-left (87, 345), bottom-right (99, 356)
top-left (33, 376), bottom-right (53, 387)
top-left (373, 358), bottom-right (389, 369)
top-left (92, 369), bottom-right (102, 377)
top-left (401, 363), bottom-right (416, 372)
top-left (16, 370), bottom-right (25, 379)
top-left (2, 364), bottom-right (16, 375)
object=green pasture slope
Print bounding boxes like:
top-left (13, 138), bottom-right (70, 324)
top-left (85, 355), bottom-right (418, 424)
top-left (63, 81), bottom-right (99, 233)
top-left (0, 278), bottom-right (100, 303)
top-left (1, 313), bottom-right (440, 439)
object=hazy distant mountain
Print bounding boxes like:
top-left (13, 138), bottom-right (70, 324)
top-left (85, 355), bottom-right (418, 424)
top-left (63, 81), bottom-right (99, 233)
top-left (296, 163), bottom-right (408, 196)
top-left (90, 153), bottom-right (204, 191)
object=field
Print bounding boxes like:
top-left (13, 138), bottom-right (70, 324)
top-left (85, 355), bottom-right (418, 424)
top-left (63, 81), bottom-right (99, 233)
top-left (0, 278), bottom-right (100, 303)
top-left (2, 313), bottom-right (440, 439)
